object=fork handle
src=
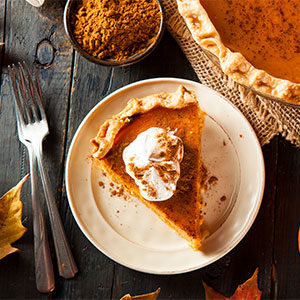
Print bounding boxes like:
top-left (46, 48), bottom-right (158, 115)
top-left (35, 147), bottom-right (78, 279)
top-left (29, 150), bottom-right (55, 293)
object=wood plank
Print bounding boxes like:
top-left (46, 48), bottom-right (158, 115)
top-left (0, 0), bottom-right (38, 297)
top-left (274, 137), bottom-right (300, 299)
top-left (0, 0), bottom-right (6, 69)
top-left (0, 0), bottom-right (73, 298)
top-left (55, 52), bottom-right (115, 299)
top-left (203, 137), bottom-right (278, 299)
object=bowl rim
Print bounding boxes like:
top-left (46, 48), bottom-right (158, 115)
top-left (63, 0), bottom-right (165, 67)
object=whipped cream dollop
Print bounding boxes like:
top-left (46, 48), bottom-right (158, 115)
top-left (123, 127), bottom-right (184, 201)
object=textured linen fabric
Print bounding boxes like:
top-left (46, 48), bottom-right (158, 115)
top-left (162, 0), bottom-right (300, 146)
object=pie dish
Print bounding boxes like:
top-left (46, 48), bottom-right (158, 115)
top-left (91, 85), bottom-right (207, 250)
top-left (177, 0), bottom-right (300, 105)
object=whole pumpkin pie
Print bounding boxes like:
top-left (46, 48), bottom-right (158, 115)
top-left (91, 86), bottom-right (207, 250)
top-left (177, 0), bottom-right (300, 104)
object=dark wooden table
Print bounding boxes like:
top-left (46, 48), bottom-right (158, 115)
top-left (1, 1), bottom-right (300, 299)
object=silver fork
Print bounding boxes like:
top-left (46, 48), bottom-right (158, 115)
top-left (8, 63), bottom-right (54, 293)
top-left (8, 62), bottom-right (78, 282)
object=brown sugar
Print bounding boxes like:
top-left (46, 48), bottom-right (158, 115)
top-left (71, 0), bottom-right (162, 61)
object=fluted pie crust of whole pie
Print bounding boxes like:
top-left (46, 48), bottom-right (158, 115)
top-left (177, 0), bottom-right (300, 104)
top-left (91, 86), bottom-right (207, 250)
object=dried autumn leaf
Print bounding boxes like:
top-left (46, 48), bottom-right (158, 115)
top-left (0, 175), bottom-right (29, 260)
top-left (120, 288), bottom-right (160, 300)
top-left (203, 268), bottom-right (262, 300)
top-left (202, 281), bottom-right (227, 300)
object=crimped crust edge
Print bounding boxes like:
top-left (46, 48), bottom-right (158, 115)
top-left (91, 85), bottom-right (199, 159)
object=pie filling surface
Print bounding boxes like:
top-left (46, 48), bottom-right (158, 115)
top-left (200, 0), bottom-right (300, 83)
top-left (102, 105), bottom-right (205, 249)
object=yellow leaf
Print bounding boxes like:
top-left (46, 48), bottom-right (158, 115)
top-left (120, 288), bottom-right (161, 300)
top-left (0, 175), bottom-right (29, 260)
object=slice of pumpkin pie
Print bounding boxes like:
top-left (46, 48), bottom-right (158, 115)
top-left (91, 85), bottom-right (207, 250)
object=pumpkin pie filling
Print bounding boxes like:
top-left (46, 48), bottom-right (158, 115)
top-left (200, 0), bottom-right (300, 84)
top-left (91, 86), bottom-right (207, 249)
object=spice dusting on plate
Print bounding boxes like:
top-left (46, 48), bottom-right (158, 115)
top-left (98, 181), bottom-right (105, 188)
top-left (71, 0), bottom-right (162, 61)
top-left (208, 176), bottom-right (218, 185)
top-left (220, 195), bottom-right (227, 202)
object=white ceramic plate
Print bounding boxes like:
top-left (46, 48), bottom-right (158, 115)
top-left (65, 78), bottom-right (265, 274)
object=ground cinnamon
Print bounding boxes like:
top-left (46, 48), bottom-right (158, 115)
top-left (72, 0), bottom-right (162, 61)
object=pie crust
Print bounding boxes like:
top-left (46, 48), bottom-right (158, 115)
top-left (91, 85), bottom-right (201, 158)
top-left (177, 0), bottom-right (300, 105)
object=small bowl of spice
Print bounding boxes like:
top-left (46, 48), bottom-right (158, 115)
top-left (64, 0), bottom-right (164, 67)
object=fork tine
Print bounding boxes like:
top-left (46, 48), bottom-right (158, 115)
top-left (18, 62), bottom-right (42, 122)
top-left (16, 62), bottom-right (34, 123)
top-left (20, 62), bottom-right (41, 121)
top-left (8, 65), bottom-right (27, 126)
top-left (32, 63), bottom-right (47, 120)
top-left (23, 62), bottom-right (47, 121)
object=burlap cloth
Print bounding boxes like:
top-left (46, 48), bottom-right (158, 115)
top-left (162, 0), bottom-right (300, 147)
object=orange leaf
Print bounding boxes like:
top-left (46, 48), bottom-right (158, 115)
top-left (231, 269), bottom-right (261, 300)
top-left (202, 281), bottom-right (227, 300)
top-left (203, 268), bottom-right (262, 300)
top-left (120, 288), bottom-right (160, 300)
top-left (0, 175), bottom-right (29, 260)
